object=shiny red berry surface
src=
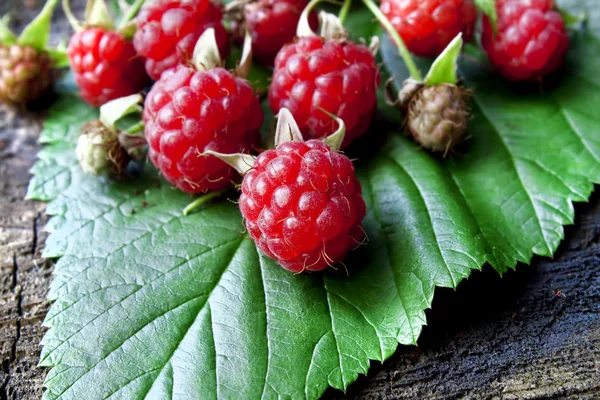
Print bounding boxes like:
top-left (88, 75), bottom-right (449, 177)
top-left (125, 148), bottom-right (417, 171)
top-left (133, 0), bottom-right (230, 80)
top-left (143, 65), bottom-right (263, 193)
top-left (68, 27), bottom-right (149, 107)
top-left (481, 0), bottom-right (569, 81)
top-left (268, 36), bottom-right (379, 149)
top-left (240, 140), bottom-right (366, 273)
top-left (231, 0), bottom-right (318, 66)
top-left (380, 0), bottom-right (477, 58)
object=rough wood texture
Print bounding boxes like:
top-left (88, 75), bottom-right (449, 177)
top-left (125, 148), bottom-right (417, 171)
top-left (0, 1), bottom-right (599, 399)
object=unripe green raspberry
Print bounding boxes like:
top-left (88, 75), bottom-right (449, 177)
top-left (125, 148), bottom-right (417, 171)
top-left (407, 83), bottom-right (470, 153)
top-left (76, 120), bottom-right (129, 176)
top-left (0, 44), bottom-right (54, 105)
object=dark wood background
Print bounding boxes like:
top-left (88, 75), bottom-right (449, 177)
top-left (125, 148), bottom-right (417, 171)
top-left (0, 1), bottom-right (598, 398)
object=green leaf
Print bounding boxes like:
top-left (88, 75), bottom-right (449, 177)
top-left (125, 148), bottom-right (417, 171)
top-left (29, 0), bottom-right (600, 398)
top-left (424, 33), bottom-right (463, 86)
top-left (0, 15), bottom-right (17, 45)
top-left (17, 0), bottom-right (59, 50)
top-left (473, 0), bottom-right (498, 33)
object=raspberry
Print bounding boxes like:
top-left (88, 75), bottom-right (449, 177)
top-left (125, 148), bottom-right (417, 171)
top-left (230, 0), bottom-right (318, 66)
top-left (268, 36), bottom-right (380, 149)
top-left (0, 45), bottom-right (54, 105)
top-left (407, 83), bottom-right (470, 153)
top-left (76, 119), bottom-right (129, 176)
top-left (481, 0), bottom-right (569, 81)
top-left (143, 65), bottom-right (263, 194)
top-left (240, 140), bottom-right (366, 272)
top-left (133, 0), bottom-right (230, 80)
top-left (68, 27), bottom-right (149, 107)
top-left (380, 0), bottom-right (477, 58)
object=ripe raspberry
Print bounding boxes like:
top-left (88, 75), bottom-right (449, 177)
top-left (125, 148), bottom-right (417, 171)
top-left (230, 0), bottom-right (318, 66)
top-left (268, 36), bottom-right (380, 149)
top-left (240, 140), bottom-right (366, 272)
top-left (68, 27), bottom-right (149, 107)
top-left (407, 83), bottom-right (470, 153)
top-left (143, 65), bottom-right (263, 194)
top-left (133, 0), bottom-right (230, 81)
top-left (380, 0), bottom-right (477, 58)
top-left (481, 0), bottom-right (569, 81)
top-left (0, 45), bottom-right (54, 105)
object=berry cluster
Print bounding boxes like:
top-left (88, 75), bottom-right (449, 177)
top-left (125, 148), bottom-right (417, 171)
top-left (12, 0), bottom-right (570, 273)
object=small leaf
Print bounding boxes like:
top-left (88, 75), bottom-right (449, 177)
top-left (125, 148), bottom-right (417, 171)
top-left (17, 0), bottom-right (59, 50)
top-left (0, 15), bottom-right (17, 45)
top-left (424, 33), bottom-right (463, 86)
top-left (46, 42), bottom-right (70, 68)
top-left (192, 28), bottom-right (223, 71)
top-left (84, 0), bottom-right (115, 30)
top-left (559, 7), bottom-right (586, 27)
top-left (274, 108), bottom-right (304, 146)
top-left (99, 94), bottom-right (143, 129)
top-left (297, 0), bottom-right (319, 37)
top-left (234, 30), bottom-right (253, 79)
top-left (317, 11), bottom-right (346, 39)
top-left (202, 150), bottom-right (256, 175)
top-left (319, 109), bottom-right (346, 151)
top-left (473, 0), bottom-right (498, 32)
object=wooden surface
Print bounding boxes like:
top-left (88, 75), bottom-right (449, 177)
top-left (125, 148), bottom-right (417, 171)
top-left (0, 1), bottom-right (599, 399)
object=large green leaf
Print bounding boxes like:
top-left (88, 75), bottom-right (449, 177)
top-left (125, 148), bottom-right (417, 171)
top-left (29, 0), bottom-right (600, 398)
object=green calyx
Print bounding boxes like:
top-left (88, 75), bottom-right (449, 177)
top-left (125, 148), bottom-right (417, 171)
top-left (63, 0), bottom-right (145, 39)
top-left (424, 33), bottom-right (463, 86)
top-left (0, 0), bottom-right (68, 67)
top-left (473, 0), bottom-right (498, 33)
top-left (77, 95), bottom-right (146, 176)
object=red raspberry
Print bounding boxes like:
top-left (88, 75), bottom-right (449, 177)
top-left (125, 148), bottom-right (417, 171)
top-left (481, 0), bottom-right (569, 81)
top-left (380, 0), bottom-right (477, 58)
top-left (240, 140), bottom-right (366, 272)
top-left (230, 0), bottom-right (318, 66)
top-left (133, 0), bottom-right (230, 80)
top-left (143, 65), bottom-right (263, 194)
top-left (68, 27), bottom-right (149, 107)
top-left (268, 36), bottom-right (380, 149)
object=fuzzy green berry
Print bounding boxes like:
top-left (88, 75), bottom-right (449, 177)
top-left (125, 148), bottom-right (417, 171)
top-left (407, 83), bottom-right (470, 154)
top-left (0, 44), bottom-right (54, 105)
top-left (76, 120), bottom-right (129, 176)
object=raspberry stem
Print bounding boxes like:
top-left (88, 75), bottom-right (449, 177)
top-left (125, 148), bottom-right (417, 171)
top-left (119, 0), bottom-right (145, 28)
top-left (338, 0), bottom-right (352, 24)
top-left (183, 189), bottom-right (230, 216)
top-left (360, 0), bottom-right (422, 81)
